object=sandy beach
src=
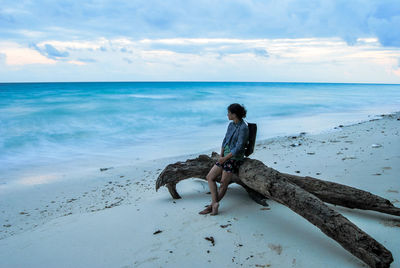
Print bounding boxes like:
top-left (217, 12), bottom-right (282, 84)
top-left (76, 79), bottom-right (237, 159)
top-left (0, 112), bottom-right (399, 268)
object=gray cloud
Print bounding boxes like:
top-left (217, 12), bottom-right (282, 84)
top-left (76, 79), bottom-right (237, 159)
top-left (30, 43), bottom-right (69, 59)
top-left (43, 44), bottom-right (69, 58)
top-left (253, 48), bottom-right (269, 58)
top-left (1, 0), bottom-right (400, 47)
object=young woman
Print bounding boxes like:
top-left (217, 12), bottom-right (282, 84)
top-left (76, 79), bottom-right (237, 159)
top-left (199, 103), bottom-right (249, 215)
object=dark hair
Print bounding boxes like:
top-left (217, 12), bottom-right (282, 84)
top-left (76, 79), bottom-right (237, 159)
top-left (228, 103), bottom-right (247, 120)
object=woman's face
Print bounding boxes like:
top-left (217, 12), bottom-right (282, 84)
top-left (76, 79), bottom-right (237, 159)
top-left (227, 110), bottom-right (236, 121)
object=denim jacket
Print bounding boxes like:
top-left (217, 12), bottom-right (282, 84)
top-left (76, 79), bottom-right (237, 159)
top-left (221, 120), bottom-right (249, 158)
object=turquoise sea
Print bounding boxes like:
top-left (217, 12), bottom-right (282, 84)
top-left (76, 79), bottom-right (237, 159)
top-left (1, 82), bottom-right (399, 189)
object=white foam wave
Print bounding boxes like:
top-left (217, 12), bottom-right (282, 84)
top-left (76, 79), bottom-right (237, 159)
top-left (127, 94), bottom-right (178, 99)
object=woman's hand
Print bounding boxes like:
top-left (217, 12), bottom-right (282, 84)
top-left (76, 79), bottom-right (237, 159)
top-left (218, 156), bottom-right (227, 165)
top-left (218, 152), bottom-right (232, 165)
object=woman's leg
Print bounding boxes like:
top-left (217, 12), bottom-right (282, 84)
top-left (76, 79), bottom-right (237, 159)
top-left (211, 170), bottom-right (233, 215)
top-left (217, 170), bottom-right (233, 202)
top-left (199, 165), bottom-right (222, 214)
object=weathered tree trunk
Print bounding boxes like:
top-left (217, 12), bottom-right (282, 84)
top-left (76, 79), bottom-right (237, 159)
top-left (280, 173), bottom-right (400, 216)
top-left (156, 153), bottom-right (400, 216)
top-left (156, 153), bottom-right (396, 268)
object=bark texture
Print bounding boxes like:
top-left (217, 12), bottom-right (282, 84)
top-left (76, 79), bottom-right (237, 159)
top-left (156, 153), bottom-right (397, 268)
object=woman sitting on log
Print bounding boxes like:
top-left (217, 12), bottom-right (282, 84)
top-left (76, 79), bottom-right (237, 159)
top-left (199, 103), bottom-right (249, 215)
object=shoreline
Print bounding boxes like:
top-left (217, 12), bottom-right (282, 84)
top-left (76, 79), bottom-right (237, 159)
top-left (0, 112), bottom-right (399, 267)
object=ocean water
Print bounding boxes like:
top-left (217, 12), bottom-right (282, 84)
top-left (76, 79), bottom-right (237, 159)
top-left (1, 82), bottom-right (399, 188)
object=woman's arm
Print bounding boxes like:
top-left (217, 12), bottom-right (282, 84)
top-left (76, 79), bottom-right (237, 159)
top-left (230, 125), bottom-right (249, 157)
top-left (218, 152), bottom-right (232, 164)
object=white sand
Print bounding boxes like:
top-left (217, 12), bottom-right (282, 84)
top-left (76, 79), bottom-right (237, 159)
top-left (0, 113), bottom-right (399, 268)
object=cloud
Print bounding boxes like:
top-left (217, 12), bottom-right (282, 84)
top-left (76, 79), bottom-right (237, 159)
top-left (253, 48), bottom-right (269, 58)
top-left (1, 36), bottom-right (400, 83)
top-left (77, 58), bottom-right (96, 63)
top-left (368, 16), bottom-right (400, 47)
top-left (139, 38), bottom-right (272, 58)
top-left (67, 60), bottom-right (86, 65)
top-left (30, 43), bottom-right (69, 60)
top-left (43, 44), bottom-right (69, 58)
top-left (0, 42), bottom-right (56, 65)
top-left (1, 0), bottom-right (400, 47)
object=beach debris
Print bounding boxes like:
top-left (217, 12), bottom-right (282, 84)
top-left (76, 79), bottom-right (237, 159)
top-left (316, 172), bottom-right (321, 175)
top-left (153, 230), bottom-right (162, 235)
top-left (260, 207), bottom-right (270, 210)
top-left (371, 144), bottom-right (383, 148)
top-left (290, 142), bottom-right (301, 147)
top-left (100, 167), bottom-right (113, 172)
top-left (104, 198), bottom-right (123, 209)
top-left (295, 170), bottom-right (301, 173)
top-left (156, 153), bottom-right (399, 268)
top-left (205, 236), bottom-right (215, 246)
top-left (307, 152), bottom-right (315, 155)
top-left (255, 264), bottom-right (271, 268)
top-left (268, 243), bottom-right (283, 255)
top-left (373, 173), bottom-right (382, 176)
top-left (220, 224), bottom-right (231, 228)
top-left (3, 224), bottom-right (11, 228)
top-left (387, 189), bottom-right (399, 194)
top-left (342, 156), bottom-right (357, 160)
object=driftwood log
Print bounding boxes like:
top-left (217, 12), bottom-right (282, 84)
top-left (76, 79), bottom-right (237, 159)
top-left (156, 153), bottom-right (398, 268)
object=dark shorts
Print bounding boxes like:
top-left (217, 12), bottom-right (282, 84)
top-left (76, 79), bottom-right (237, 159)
top-left (215, 159), bottom-right (243, 174)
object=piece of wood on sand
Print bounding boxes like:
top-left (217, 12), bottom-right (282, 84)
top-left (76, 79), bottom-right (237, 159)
top-left (156, 153), bottom-right (398, 268)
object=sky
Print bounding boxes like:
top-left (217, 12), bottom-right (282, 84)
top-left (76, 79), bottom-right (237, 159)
top-left (0, 0), bottom-right (400, 83)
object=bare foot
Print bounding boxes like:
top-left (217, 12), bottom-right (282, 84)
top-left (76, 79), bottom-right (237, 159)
top-left (210, 202), bottom-right (219, 216)
top-left (199, 205), bottom-right (212, 215)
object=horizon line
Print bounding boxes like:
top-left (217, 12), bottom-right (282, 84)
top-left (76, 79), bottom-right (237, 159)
top-left (1, 81), bottom-right (400, 85)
